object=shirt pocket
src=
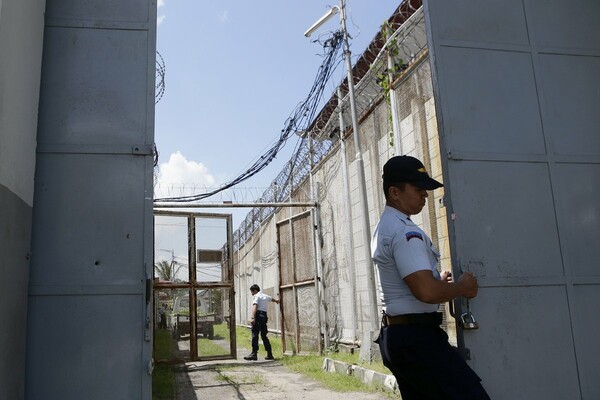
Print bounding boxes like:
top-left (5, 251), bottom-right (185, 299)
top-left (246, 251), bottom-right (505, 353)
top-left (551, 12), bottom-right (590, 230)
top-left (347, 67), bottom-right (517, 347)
top-left (430, 244), bottom-right (441, 262)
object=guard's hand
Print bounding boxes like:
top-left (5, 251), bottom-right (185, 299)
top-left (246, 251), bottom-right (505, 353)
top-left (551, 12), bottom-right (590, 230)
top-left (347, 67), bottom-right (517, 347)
top-left (457, 272), bottom-right (478, 299)
top-left (441, 270), bottom-right (452, 282)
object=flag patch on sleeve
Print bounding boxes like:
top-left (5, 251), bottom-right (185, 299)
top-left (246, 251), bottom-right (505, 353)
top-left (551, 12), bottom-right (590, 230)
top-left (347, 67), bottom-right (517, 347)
top-left (405, 231), bottom-right (423, 241)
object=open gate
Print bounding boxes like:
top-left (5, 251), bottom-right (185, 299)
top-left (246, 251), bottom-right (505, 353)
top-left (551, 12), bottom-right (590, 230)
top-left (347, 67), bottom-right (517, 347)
top-left (153, 211), bottom-right (236, 362)
top-left (424, 1), bottom-right (600, 398)
top-left (277, 210), bottom-right (323, 354)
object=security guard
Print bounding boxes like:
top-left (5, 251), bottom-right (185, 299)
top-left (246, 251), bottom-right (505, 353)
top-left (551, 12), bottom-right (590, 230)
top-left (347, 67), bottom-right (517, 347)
top-left (244, 284), bottom-right (279, 361)
top-left (372, 155), bottom-right (491, 399)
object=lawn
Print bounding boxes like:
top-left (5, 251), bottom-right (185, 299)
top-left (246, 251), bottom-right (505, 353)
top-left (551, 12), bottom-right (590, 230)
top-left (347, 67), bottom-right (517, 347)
top-left (153, 329), bottom-right (176, 399)
top-left (153, 324), bottom-right (394, 399)
top-left (236, 326), bottom-right (393, 396)
top-left (197, 323), bottom-right (231, 357)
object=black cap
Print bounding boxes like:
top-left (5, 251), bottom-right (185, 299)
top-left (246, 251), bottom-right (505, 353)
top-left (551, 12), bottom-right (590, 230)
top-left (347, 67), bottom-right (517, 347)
top-left (382, 156), bottom-right (443, 190)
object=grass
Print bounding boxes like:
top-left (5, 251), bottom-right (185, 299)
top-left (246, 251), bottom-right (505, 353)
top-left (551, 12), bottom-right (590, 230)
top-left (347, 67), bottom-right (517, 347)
top-left (213, 322), bottom-right (229, 338)
top-left (197, 323), bottom-right (230, 357)
top-left (153, 323), bottom-right (234, 398)
top-left (216, 370), bottom-right (266, 385)
top-left (153, 366), bottom-right (175, 399)
top-left (236, 326), bottom-right (394, 397)
top-left (153, 324), bottom-right (394, 399)
top-left (322, 349), bottom-right (391, 375)
top-left (153, 329), bottom-right (176, 399)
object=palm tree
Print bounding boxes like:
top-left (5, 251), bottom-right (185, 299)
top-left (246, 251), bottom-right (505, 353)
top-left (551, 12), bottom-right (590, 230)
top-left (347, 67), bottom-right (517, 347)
top-left (154, 259), bottom-right (183, 282)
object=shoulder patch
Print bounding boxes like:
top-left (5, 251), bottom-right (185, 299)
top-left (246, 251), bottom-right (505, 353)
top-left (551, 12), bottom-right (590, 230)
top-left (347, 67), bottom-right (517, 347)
top-left (405, 231), bottom-right (423, 241)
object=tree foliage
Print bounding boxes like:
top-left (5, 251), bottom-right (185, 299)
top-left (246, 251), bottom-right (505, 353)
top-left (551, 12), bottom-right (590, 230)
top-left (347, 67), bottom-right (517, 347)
top-left (154, 260), bottom-right (183, 282)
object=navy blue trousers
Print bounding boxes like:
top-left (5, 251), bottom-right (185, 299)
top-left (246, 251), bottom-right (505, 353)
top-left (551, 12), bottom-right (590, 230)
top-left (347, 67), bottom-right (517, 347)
top-left (377, 323), bottom-right (491, 400)
top-left (251, 312), bottom-right (272, 355)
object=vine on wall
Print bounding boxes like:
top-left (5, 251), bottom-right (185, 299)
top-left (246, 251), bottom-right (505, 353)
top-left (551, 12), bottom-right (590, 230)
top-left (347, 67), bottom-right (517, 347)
top-left (376, 21), bottom-right (408, 150)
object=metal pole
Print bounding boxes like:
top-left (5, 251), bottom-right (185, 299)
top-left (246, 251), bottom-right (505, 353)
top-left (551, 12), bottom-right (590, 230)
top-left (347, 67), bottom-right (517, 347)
top-left (309, 133), bottom-right (326, 352)
top-left (287, 161), bottom-right (300, 354)
top-left (154, 201), bottom-right (317, 209)
top-left (337, 87), bottom-right (358, 344)
top-left (386, 23), bottom-right (402, 156)
top-left (339, 0), bottom-right (379, 331)
top-left (259, 223), bottom-right (264, 291)
top-left (237, 234), bottom-right (241, 326)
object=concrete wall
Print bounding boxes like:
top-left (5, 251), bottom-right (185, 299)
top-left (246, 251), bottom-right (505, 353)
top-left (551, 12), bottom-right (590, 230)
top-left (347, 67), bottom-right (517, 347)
top-left (236, 216), bottom-right (281, 330)
top-left (233, 56), bottom-right (453, 348)
top-left (0, 1), bottom-right (45, 398)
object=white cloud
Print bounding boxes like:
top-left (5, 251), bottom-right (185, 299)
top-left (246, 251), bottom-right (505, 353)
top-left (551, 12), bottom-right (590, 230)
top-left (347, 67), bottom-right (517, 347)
top-left (218, 10), bottom-right (229, 23)
top-left (157, 0), bottom-right (166, 26)
top-left (155, 151), bottom-right (216, 198)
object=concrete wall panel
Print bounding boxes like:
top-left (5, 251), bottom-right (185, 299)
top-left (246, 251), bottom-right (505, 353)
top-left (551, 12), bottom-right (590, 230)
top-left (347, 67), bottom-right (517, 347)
top-left (0, 1), bottom-right (45, 398)
top-left (0, 0), bottom-right (45, 204)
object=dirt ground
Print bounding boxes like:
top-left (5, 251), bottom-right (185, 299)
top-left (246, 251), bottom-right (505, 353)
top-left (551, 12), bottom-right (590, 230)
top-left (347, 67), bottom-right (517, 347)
top-left (173, 356), bottom-right (391, 400)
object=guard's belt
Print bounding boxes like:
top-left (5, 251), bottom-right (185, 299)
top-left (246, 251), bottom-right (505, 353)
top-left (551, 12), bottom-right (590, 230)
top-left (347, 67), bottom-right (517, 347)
top-left (385, 312), bottom-right (442, 326)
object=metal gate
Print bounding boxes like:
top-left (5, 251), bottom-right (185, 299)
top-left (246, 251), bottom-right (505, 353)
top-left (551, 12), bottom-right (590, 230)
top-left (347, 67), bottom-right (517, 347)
top-left (153, 211), bottom-right (236, 362)
top-left (424, 1), bottom-right (600, 398)
top-left (25, 1), bottom-right (156, 398)
top-left (277, 210), bottom-right (322, 354)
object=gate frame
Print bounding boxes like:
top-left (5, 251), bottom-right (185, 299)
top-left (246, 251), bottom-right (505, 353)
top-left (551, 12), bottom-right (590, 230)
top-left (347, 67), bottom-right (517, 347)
top-left (154, 201), bottom-right (323, 356)
top-left (153, 209), bottom-right (237, 363)
top-left (276, 208), bottom-right (324, 355)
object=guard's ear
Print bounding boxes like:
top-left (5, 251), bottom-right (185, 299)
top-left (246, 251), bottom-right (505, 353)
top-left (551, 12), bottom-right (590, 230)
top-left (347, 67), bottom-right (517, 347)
top-left (388, 185), bottom-right (401, 199)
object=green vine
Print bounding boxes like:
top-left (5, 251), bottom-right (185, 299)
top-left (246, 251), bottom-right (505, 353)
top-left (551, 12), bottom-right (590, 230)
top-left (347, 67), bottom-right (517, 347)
top-left (376, 21), bottom-right (408, 151)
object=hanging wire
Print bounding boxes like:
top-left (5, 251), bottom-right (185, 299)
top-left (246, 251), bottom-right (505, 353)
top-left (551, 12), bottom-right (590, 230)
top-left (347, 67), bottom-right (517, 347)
top-left (233, 0), bottom-right (426, 249)
top-left (152, 0), bottom-right (425, 250)
top-left (154, 31), bottom-right (344, 203)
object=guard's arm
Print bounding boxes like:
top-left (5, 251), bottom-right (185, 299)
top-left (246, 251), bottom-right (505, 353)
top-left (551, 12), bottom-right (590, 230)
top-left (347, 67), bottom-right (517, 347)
top-left (251, 303), bottom-right (258, 323)
top-left (404, 270), bottom-right (478, 304)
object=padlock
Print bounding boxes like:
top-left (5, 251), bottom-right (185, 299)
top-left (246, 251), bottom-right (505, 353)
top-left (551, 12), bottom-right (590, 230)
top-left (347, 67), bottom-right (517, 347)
top-left (460, 312), bottom-right (479, 330)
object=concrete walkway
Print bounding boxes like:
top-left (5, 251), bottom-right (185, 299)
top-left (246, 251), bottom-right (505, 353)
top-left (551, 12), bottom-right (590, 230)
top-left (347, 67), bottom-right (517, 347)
top-left (173, 356), bottom-right (393, 400)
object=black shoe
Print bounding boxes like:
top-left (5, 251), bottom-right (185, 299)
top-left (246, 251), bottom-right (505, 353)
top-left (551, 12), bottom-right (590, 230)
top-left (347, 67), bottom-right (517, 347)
top-left (243, 353), bottom-right (257, 361)
top-left (265, 354), bottom-right (275, 360)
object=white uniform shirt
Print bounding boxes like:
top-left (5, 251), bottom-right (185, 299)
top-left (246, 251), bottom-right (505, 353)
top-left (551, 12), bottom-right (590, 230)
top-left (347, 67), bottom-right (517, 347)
top-left (372, 206), bottom-right (441, 315)
top-left (252, 291), bottom-right (273, 312)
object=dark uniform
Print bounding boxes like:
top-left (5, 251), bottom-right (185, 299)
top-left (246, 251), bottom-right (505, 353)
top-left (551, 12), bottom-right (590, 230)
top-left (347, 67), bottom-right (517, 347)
top-left (251, 291), bottom-right (273, 357)
top-left (372, 155), bottom-right (491, 400)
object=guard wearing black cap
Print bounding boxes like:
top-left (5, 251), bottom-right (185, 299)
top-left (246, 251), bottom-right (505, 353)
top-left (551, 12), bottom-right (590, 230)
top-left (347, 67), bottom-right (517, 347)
top-left (372, 156), bottom-right (491, 399)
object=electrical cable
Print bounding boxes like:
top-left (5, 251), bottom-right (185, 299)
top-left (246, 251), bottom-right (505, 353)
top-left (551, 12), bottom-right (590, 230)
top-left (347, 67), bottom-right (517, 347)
top-left (154, 31), bottom-right (344, 203)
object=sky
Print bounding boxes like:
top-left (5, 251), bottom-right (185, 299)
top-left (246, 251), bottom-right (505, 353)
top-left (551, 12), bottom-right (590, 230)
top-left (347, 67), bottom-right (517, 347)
top-left (153, 1), bottom-right (402, 227)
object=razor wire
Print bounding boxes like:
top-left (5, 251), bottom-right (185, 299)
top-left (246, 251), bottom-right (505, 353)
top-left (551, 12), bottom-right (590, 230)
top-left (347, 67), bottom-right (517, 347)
top-left (233, 0), bottom-right (427, 250)
top-left (154, 31), bottom-right (344, 205)
top-left (155, 51), bottom-right (166, 104)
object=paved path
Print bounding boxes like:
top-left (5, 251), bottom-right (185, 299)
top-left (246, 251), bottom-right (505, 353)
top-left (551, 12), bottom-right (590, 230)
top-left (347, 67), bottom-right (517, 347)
top-left (173, 356), bottom-right (391, 400)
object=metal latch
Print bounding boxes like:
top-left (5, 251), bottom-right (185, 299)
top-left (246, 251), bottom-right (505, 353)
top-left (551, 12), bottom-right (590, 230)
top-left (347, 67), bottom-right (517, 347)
top-left (459, 299), bottom-right (479, 330)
